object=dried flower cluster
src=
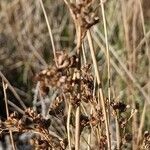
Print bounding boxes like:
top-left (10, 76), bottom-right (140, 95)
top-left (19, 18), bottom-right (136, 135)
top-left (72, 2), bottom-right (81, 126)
top-left (68, 0), bottom-right (99, 38)
top-left (142, 131), bottom-right (150, 149)
top-left (36, 52), bottom-right (95, 107)
top-left (0, 108), bottom-right (67, 149)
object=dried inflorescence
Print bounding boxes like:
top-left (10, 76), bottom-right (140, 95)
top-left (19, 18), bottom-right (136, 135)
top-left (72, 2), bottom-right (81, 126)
top-left (35, 51), bottom-right (77, 96)
top-left (36, 52), bottom-right (95, 107)
top-left (49, 95), bottom-right (65, 118)
top-left (142, 131), bottom-right (150, 149)
top-left (69, 0), bottom-right (99, 38)
top-left (1, 108), bottom-right (50, 132)
top-left (56, 51), bottom-right (77, 69)
top-left (29, 138), bottom-right (50, 150)
top-left (89, 109), bottom-right (104, 126)
top-left (0, 108), bottom-right (67, 149)
top-left (99, 134), bottom-right (107, 149)
top-left (111, 101), bottom-right (128, 113)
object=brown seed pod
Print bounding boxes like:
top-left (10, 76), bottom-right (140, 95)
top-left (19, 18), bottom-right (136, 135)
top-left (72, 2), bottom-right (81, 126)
top-left (111, 101), bottom-right (127, 113)
top-left (69, 0), bottom-right (99, 38)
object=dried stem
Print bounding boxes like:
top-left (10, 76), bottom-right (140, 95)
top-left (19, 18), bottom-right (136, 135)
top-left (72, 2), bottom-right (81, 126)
top-left (75, 25), bottom-right (82, 150)
top-left (2, 80), bottom-right (16, 150)
top-left (33, 81), bottom-right (40, 111)
top-left (138, 0), bottom-right (150, 102)
top-left (63, 1), bottom-right (82, 149)
top-left (67, 103), bottom-right (72, 150)
top-left (8, 100), bottom-right (25, 115)
top-left (75, 106), bottom-right (80, 150)
top-left (99, 0), bottom-right (111, 121)
top-left (39, 0), bottom-right (58, 67)
top-left (137, 102), bottom-right (147, 145)
top-left (87, 30), bottom-right (111, 150)
top-left (0, 71), bottom-right (26, 109)
top-left (116, 115), bottom-right (121, 150)
top-left (82, 42), bottom-right (87, 64)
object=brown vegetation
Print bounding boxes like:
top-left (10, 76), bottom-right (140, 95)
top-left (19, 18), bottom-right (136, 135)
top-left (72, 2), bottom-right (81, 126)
top-left (0, 0), bottom-right (149, 149)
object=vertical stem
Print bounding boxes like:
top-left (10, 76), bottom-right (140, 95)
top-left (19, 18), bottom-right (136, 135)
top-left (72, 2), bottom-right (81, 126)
top-left (39, 0), bottom-right (58, 66)
top-left (67, 104), bottom-right (72, 150)
top-left (2, 81), bottom-right (16, 150)
top-left (0, 71), bottom-right (26, 109)
top-left (116, 116), bottom-right (121, 150)
top-left (137, 102), bottom-right (146, 145)
top-left (138, 0), bottom-right (149, 111)
top-left (82, 42), bottom-right (87, 64)
top-left (33, 81), bottom-right (40, 111)
top-left (75, 25), bottom-right (81, 150)
top-left (100, 0), bottom-right (111, 115)
top-left (75, 106), bottom-right (80, 150)
top-left (63, 1), bottom-right (82, 149)
top-left (87, 30), bottom-right (111, 150)
top-left (137, 2), bottom-right (149, 146)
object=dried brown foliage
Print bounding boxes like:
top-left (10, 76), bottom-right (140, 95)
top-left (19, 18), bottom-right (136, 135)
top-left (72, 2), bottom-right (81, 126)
top-left (0, 0), bottom-right (150, 149)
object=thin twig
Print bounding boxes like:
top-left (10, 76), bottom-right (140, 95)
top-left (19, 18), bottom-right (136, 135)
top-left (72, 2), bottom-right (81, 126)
top-left (115, 114), bottom-right (121, 150)
top-left (87, 30), bottom-right (111, 150)
top-left (27, 40), bottom-right (47, 67)
top-left (137, 102), bottom-right (147, 145)
top-left (67, 104), bottom-right (72, 150)
top-left (138, 0), bottom-right (150, 104)
top-left (75, 106), bottom-right (80, 150)
top-left (33, 81), bottom-right (40, 111)
top-left (75, 25), bottom-right (82, 150)
top-left (100, 0), bottom-right (111, 122)
top-left (0, 71), bottom-right (26, 109)
top-left (8, 100), bottom-right (25, 115)
top-left (2, 81), bottom-right (16, 150)
top-left (82, 42), bottom-right (87, 64)
top-left (39, 0), bottom-right (58, 66)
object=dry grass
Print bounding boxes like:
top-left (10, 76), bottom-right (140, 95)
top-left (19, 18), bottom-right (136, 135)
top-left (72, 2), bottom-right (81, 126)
top-left (0, 0), bottom-right (150, 149)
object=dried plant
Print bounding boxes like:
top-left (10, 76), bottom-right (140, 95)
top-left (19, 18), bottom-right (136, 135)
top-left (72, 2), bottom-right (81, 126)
top-left (0, 0), bottom-right (149, 150)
